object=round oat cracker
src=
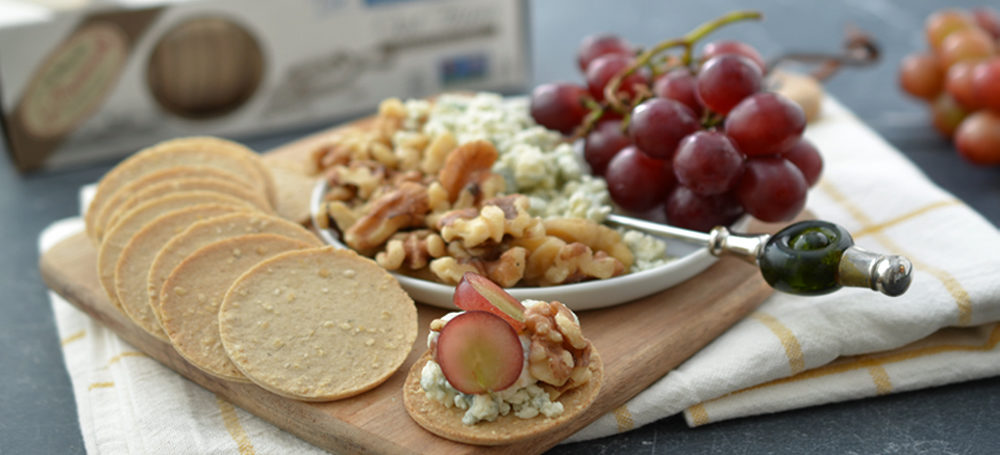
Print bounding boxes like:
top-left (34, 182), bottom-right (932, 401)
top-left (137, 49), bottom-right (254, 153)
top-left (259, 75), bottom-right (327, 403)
top-left (86, 136), bottom-right (274, 244)
top-left (402, 349), bottom-right (604, 446)
top-left (218, 246), bottom-right (417, 401)
top-left (160, 234), bottom-right (314, 381)
top-left (114, 205), bottom-right (250, 341)
top-left (97, 174), bottom-right (271, 241)
top-left (147, 212), bottom-right (321, 326)
top-left (97, 191), bottom-right (258, 313)
top-left (92, 165), bottom-right (263, 242)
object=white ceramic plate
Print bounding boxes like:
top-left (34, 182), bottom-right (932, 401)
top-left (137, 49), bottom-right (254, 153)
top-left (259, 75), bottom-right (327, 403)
top-left (310, 178), bottom-right (749, 311)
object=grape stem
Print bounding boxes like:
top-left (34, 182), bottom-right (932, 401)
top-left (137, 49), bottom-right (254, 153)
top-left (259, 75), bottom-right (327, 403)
top-left (574, 98), bottom-right (607, 140)
top-left (602, 10), bottom-right (764, 114)
top-left (701, 111), bottom-right (724, 129)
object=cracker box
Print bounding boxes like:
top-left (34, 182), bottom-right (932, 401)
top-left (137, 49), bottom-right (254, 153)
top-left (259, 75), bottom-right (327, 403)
top-left (0, 0), bottom-right (530, 171)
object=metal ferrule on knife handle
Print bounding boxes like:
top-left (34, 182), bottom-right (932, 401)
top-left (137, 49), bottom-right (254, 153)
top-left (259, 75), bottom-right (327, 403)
top-left (707, 225), bottom-right (767, 265)
top-left (837, 246), bottom-right (913, 297)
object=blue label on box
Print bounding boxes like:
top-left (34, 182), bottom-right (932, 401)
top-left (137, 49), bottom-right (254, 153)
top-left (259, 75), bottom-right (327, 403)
top-left (440, 54), bottom-right (487, 85)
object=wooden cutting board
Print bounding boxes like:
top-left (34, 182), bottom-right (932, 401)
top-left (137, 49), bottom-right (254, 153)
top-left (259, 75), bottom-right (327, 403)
top-left (39, 127), bottom-right (779, 453)
top-left (40, 229), bottom-right (774, 454)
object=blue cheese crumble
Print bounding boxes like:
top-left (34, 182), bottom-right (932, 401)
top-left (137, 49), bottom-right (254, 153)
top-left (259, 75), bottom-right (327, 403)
top-left (415, 93), bottom-right (611, 223)
top-left (419, 349), bottom-right (564, 425)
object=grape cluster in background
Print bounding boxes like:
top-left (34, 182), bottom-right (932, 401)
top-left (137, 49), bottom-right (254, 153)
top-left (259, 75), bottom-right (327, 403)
top-left (528, 12), bottom-right (822, 232)
top-left (899, 6), bottom-right (1000, 165)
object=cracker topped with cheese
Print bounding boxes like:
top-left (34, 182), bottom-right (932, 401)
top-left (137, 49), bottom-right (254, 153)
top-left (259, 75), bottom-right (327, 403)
top-left (403, 272), bottom-right (603, 445)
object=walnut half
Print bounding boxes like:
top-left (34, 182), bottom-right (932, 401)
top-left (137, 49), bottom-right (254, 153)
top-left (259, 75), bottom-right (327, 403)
top-left (344, 181), bottom-right (429, 252)
top-left (437, 140), bottom-right (501, 203)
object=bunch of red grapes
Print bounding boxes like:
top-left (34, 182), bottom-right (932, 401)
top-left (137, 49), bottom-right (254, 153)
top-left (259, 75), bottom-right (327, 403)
top-left (899, 7), bottom-right (1000, 165)
top-left (529, 21), bottom-right (821, 232)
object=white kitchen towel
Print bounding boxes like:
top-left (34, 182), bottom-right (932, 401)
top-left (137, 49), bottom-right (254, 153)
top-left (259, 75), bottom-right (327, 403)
top-left (42, 97), bottom-right (1000, 453)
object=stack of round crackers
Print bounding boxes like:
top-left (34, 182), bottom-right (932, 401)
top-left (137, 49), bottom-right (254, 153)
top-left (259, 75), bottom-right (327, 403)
top-left (86, 136), bottom-right (417, 402)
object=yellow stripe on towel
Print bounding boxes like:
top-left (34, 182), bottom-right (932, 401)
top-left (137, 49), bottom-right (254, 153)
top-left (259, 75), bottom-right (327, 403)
top-left (851, 199), bottom-right (961, 238)
top-left (217, 395), bottom-right (256, 455)
top-left (867, 366), bottom-right (893, 395)
top-left (613, 405), bottom-right (635, 432)
top-left (61, 330), bottom-right (86, 346)
top-left (753, 312), bottom-right (805, 374)
top-left (88, 382), bottom-right (114, 391)
top-left (107, 351), bottom-right (148, 367)
top-left (687, 403), bottom-right (710, 426)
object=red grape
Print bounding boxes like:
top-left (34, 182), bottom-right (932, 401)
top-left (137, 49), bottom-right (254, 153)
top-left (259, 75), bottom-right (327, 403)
top-left (938, 27), bottom-right (996, 69)
top-left (652, 68), bottom-right (703, 115)
top-left (899, 52), bottom-right (944, 100)
top-left (577, 34), bottom-right (633, 72)
top-left (925, 9), bottom-right (975, 51)
top-left (665, 186), bottom-right (743, 232)
top-left (930, 93), bottom-right (969, 137)
top-left (604, 145), bottom-right (675, 212)
top-left (702, 40), bottom-right (767, 73)
top-left (529, 83), bottom-right (590, 135)
top-left (737, 157), bottom-right (808, 222)
top-left (971, 57), bottom-right (1000, 112)
top-left (628, 98), bottom-right (699, 160)
top-left (783, 138), bottom-right (823, 187)
top-left (724, 92), bottom-right (806, 157)
top-left (955, 111), bottom-right (1000, 165)
top-left (584, 119), bottom-right (631, 175)
top-left (945, 60), bottom-right (983, 110)
top-left (696, 55), bottom-right (763, 115)
top-left (585, 54), bottom-right (649, 102)
top-left (972, 7), bottom-right (1000, 39)
top-left (672, 131), bottom-right (745, 195)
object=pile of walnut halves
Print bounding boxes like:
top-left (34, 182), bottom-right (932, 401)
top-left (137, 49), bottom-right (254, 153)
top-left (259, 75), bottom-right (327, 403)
top-left (312, 99), bottom-right (634, 288)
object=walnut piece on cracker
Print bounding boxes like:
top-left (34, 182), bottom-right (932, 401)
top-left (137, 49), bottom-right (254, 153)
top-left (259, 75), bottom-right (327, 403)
top-left (524, 300), bottom-right (593, 396)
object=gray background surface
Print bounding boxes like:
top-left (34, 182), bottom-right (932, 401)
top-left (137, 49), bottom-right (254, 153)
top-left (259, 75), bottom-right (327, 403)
top-left (2, 0), bottom-right (999, 453)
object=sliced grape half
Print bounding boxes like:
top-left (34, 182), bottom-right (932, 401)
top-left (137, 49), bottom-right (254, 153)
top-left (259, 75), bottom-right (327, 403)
top-left (435, 311), bottom-right (525, 394)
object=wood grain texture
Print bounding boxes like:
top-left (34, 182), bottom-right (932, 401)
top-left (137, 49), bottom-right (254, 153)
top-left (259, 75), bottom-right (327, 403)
top-left (40, 226), bottom-right (774, 454)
